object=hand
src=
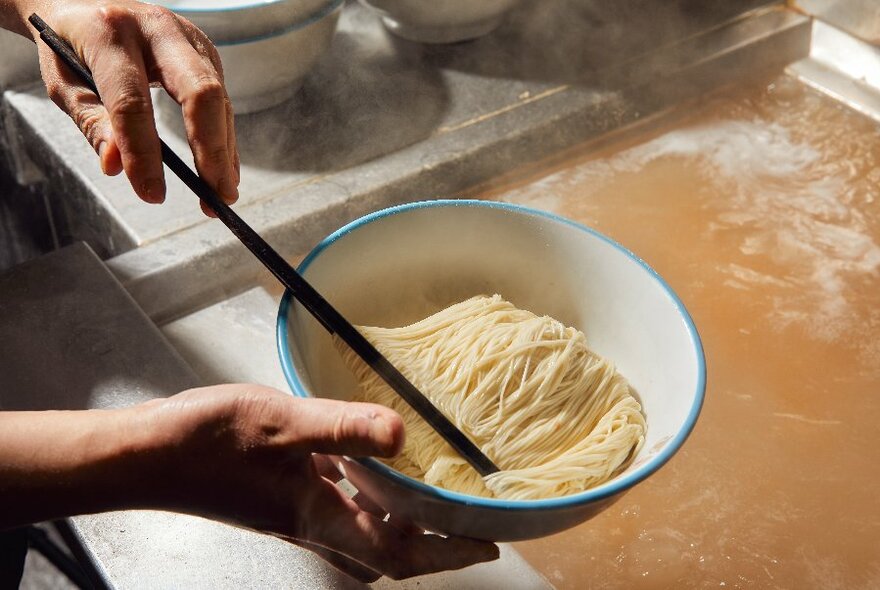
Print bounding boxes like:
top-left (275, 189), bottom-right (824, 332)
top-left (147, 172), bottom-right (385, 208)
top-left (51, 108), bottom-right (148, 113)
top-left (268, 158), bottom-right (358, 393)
top-left (142, 384), bottom-right (500, 581)
top-left (16, 0), bottom-right (239, 214)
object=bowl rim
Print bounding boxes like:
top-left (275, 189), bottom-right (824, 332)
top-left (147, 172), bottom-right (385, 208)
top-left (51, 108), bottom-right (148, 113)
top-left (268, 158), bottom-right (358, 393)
top-left (159, 0), bottom-right (327, 15)
top-left (161, 0), bottom-right (343, 46)
top-left (276, 199), bottom-right (706, 511)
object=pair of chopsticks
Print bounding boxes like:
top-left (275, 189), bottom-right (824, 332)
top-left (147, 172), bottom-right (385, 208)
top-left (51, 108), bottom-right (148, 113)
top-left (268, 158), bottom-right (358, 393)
top-left (29, 14), bottom-right (499, 477)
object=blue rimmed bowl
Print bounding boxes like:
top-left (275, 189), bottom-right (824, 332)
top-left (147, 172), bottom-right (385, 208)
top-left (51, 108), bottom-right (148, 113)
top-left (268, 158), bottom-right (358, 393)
top-left (153, 0), bottom-right (343, 113)
top-left (360, 0), bottom-right (522, 44)
top-left (277, 200), bottom-right (705, 542)
top-left (157, 0), bottom-right (331, 43)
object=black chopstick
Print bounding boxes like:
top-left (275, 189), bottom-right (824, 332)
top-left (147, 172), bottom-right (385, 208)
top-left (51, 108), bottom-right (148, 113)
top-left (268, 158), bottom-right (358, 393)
top-left (29, 13), bottom-right (499, 477)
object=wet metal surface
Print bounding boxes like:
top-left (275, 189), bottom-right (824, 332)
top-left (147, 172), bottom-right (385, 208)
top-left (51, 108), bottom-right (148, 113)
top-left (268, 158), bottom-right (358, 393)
top-left (474, 74), bottom-right (880, 588)
top-left (788, 20), bottom-right (880, 122)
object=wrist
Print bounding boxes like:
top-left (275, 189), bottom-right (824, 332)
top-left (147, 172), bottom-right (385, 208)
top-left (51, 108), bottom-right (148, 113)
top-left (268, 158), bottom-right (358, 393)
top-left (105, 400), bottom-right (186, 511)
top-left (0, 403), bottom-right (171, 529)
top-left (51, 404), bottom-right (175, 513)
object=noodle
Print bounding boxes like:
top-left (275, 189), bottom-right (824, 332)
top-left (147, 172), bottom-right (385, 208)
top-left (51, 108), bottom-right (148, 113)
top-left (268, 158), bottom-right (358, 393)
top-left (335, 295), bottom-right (646, 500)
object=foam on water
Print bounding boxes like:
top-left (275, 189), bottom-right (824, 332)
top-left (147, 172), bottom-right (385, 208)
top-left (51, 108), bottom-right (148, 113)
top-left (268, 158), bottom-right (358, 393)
top-left (486, 75), bottom-right (880, 589)
top-left (498, 76), bottom-right (880, 344)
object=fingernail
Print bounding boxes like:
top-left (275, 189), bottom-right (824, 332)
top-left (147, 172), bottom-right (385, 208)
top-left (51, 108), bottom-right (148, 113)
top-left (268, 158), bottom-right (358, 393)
top-left (143, 178), bottom-right (166, 204)
top-left (96, 141), bottom-right (109, 175)
top-left (222, 176), bottom-right (239, 205)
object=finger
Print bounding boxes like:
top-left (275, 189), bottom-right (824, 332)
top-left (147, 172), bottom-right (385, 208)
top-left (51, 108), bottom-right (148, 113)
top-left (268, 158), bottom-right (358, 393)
top-left (312, 454), bottom-right (344, 482)
top-left (36, 44), bottom-right (123, 177)
top-left (200, 198), bottom-right (219, 218)
top-left (305, 478), bottom-right (499, 580)
top-left (226, 92), bottom-right (240, 185)
top-left (87, 8), bottom-right (165, 203)
top-left (313, 455), bottom-right (391, 522)
top-left (289, 539), bottom-right (381, 584)
top-left (143, 10), bottom-right (238, 205)
top-left (176, 18), bottom-right (240, 186)
top-left (312, 457), bottom-right (417, 534)
top-left (387, 512), bottom-right (423, 536)
top-left (287, 398), bottom-right (405, 458)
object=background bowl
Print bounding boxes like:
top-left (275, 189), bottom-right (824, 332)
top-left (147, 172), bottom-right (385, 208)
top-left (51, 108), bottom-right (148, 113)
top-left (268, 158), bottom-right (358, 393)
top-left (154, 0), bottom-right (342, 113)
top-left (277, 200), bottom-right (705, 541)
top-left (359, 0), bottom-right (522, 43)
top-left (157, 0), bottom-right (330, 43)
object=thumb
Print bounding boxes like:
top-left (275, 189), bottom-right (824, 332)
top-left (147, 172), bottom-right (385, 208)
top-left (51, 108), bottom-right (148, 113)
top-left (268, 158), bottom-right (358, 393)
top-left (290, 398), bottom-right (405, 458)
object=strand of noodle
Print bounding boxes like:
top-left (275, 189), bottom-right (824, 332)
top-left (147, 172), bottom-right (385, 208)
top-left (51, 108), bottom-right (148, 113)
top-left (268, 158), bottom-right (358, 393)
top-left (335, 295), bottom-right (646, 500)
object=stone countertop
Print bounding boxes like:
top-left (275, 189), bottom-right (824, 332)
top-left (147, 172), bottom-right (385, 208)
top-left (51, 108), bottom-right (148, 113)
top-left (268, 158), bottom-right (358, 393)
top-left (2, 1), bottom-right (796, 324)
top-left (0, 243), bottom-right (551, 589)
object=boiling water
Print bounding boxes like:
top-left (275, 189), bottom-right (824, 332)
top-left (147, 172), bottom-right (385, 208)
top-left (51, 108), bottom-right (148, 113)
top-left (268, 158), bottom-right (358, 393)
top-left (477, 75), bottom-right (880, 588)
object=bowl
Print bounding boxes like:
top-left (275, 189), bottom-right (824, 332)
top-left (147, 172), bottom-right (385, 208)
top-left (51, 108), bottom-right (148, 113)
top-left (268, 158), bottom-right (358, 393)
top-left (276, 200), bottom-right (705, 542)
top-left (359, 0), bottom-right (522, 43)
top-left (157, 0), bottom-right (330, 43)
top-left (155, 0), bottom-right (343, 113)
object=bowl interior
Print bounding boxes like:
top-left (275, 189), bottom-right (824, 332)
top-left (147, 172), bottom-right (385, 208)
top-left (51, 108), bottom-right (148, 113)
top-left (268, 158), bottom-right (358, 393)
top-left (283, 201), bottom-right (704, 496)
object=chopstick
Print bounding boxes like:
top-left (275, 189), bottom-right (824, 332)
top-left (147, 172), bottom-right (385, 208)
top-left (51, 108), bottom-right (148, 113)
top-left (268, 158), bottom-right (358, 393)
top-left (29, 13), bottom-right (500, 477)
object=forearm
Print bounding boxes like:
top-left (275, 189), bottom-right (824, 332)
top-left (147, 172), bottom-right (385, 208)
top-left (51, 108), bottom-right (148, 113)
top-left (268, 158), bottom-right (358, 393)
top-left (0, 405), bottom-right (170, 530)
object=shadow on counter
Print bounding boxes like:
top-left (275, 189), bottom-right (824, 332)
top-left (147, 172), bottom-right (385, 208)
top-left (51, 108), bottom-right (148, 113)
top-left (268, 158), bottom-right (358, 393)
top-left (158, 26), bottom-right (450, 175)
top-left (419, 0), bottom-right (779, 84)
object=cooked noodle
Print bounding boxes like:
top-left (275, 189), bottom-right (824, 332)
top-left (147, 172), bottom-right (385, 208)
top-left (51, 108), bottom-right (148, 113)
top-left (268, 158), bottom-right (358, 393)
top-left (335, 295), bottom-right (646, 500)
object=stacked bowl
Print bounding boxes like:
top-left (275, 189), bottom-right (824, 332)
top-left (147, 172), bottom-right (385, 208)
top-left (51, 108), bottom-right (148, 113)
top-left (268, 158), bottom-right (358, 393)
top-left (359, 0), bottom-right (522, 43)
top-left (157, 0), bottom-right (344, 113)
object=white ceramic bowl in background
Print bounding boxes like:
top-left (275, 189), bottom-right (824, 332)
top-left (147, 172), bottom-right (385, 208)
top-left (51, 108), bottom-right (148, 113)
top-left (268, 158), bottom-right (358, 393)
top-left (154, 0), bottom-right (342, 113)
top-left (359, 0), bottom-right (522, 43)
top-left (157, 0), bottom-right (328, 43)
top-left (277, 200), bottom-right (706, 542)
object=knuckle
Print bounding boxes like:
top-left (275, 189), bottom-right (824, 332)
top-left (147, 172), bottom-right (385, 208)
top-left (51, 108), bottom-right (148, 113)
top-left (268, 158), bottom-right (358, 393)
top-left (148, 4), bottom-right (176, 23)
top-left (111, 92), bottom-right (153, 119)
top-left (189, 76), bottom-right (225, 106)
top-left (73, 106), bottom-right (104, 144)
top-left (331, 411), bottom-right (372, 447)
top-left (97, 4), bottom-right (135, 29)
top-left (204, 146), bottom-right (230, 166)
top-left (331, 412), bottom-right (351, 446)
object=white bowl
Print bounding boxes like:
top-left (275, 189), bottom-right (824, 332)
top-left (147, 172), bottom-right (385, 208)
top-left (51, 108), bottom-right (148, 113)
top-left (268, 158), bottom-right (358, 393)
top-left (155, 0), bottom-right (342, 113)
top-left (156, 0), bottom-right (329, 43)
top-left (359, 0), bottom-right (522, 43)
top-left (277, 200), bottom-right (705, 541)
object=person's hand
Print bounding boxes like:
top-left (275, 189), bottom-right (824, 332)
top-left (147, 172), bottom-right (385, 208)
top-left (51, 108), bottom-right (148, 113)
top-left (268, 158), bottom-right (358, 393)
top-left (0, 384), bottom-right (497, 579)
top-left (18, 0), bottom-right (239, 215)
top-left (140, 384), bottom-right (500, 581)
